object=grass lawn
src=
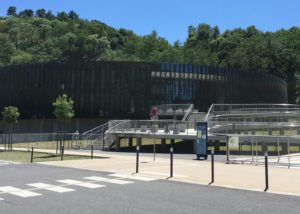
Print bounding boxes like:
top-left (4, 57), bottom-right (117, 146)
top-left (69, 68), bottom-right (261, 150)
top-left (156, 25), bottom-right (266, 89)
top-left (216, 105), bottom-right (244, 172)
top-left (0, 150), bottom-right (93, 163)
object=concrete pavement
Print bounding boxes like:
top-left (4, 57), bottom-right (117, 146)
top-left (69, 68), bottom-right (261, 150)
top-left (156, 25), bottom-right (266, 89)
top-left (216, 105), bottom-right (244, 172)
top-left (33, 149), bottom-right (300, 196)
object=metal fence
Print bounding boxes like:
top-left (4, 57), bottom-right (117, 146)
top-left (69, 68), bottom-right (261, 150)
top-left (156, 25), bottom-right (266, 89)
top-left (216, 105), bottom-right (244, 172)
top-left (155, 104), bottom-right (192, 115)
top-left (107, 120), bottom-right (197, 135)
top-left (206, 104), bottom-right (300, 116)
top-left (208, 121), bottom-right (300, 135)
top-left (205, 104), bottom-right (300, 136)
top-left (0, 133), bottom-right (99, 151)
top-left (224, 134), bottom-right (300, 168)
top-left (206, 104), bottom-right (300, 122)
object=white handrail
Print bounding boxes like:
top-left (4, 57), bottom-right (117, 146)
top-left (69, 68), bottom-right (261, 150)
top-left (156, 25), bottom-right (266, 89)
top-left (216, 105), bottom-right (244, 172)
top-left (182, 104), bottom-right (194, 122)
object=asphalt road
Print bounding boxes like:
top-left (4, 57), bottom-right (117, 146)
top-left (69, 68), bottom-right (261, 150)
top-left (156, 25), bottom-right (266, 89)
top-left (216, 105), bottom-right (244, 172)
top-left (0, 163), bottom-right (299, 214)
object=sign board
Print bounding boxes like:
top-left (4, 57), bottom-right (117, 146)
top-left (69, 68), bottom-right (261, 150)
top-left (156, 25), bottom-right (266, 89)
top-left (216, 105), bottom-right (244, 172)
top-left (195, 122), bottom-right (207, 158)
top-left (228, 136), bottom-right (239, 149)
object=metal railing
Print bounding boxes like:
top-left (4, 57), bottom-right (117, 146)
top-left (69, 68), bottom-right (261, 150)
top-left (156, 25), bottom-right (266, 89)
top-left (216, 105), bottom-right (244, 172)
top-left (82, 123), bottom-right (109, 149)
top-left (205, 104), bottom-right (300, 136)
top-left (107, 120), bottom-right (197, 136)
top-left (155, 104), bottom-right (192, 115)
top-left (82, 123), bottom-right (109, 139)
top-left (108, 120), bottom-right (131, 132)
top-left (208, 121), bottom-right (300, 135)
top-left (206, 104), bottom-right (300, 119)
top-left (222, 134), bottom-right (300, 168)
top-left (0, 132), bottom-right (97, 151)
top-left (182, 104), bottom-right (194, 122)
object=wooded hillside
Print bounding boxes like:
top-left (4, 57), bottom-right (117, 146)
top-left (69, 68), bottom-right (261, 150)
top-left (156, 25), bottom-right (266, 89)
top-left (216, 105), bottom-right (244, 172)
top-left (1, 6), bottom-right (300, 103)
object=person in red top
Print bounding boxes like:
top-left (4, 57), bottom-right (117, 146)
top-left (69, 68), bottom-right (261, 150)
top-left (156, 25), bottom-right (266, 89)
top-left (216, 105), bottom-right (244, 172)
top-left (151, 106), bottom-right (158, 120)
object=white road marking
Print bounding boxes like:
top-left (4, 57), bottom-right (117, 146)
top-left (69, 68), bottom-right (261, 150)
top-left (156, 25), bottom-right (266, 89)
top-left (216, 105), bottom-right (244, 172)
top-left (0, 163), bottom-right (9, 165)
top-left (57, 179), bottom-right (105, 189)
top-left (27, 183), bottom-right (75, 193)
top-left (108, 173), bottom-right (158, 181)
top-left (142, 171), bottom-right (187, 178)
top-left (0, 198), bottom-right (4, 201)
top-left (85, 176), bottom-right (133, 185)
top-left (0, 160), bottom-right (20, 165)
top-left (0, 186), bottom-right (41, 198)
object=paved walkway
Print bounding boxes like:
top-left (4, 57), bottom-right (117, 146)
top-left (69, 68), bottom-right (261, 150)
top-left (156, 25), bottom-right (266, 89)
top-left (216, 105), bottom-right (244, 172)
top-left (20, 148), bottom-right (299, 197)
top-left (2, 147), bottom-right (300, 196)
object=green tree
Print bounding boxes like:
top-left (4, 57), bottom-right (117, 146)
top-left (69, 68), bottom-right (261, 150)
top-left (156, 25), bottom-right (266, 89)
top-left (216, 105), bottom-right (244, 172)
top-left (53, 94), bottom-right (74, 152)
top-left (7, 6), bottom-right (17, 16)
top-left (36, 9), bottom-right (46, 18)
top-left (0, 33), bottom-right (15, 66)
top-left (2, 106), bottom-right (20, 125)
top-left (18, 9), bottom-right (34, 18)
top-left (45, 10), bottom-right (55, 20)
top-left (68, 10), bottom-right (79, 20)
top-left (53, 94), bottom-right (75, 121)
top-left (2, 106), bottom-right (20, 150)
top-left (57, 12), bottom-right (69, 21)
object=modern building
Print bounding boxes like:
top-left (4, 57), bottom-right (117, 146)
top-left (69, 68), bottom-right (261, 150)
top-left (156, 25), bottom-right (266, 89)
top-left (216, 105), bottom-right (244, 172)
top-left (0, 60), bottom-right (288, 121)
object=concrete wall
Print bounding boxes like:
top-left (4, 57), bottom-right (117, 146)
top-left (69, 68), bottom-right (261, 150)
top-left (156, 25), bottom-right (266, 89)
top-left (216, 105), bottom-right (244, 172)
top-left (0, 118), bottom-right (108, 133)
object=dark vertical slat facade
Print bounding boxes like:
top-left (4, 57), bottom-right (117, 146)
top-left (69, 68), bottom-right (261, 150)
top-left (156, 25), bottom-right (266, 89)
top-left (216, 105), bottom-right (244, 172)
top-left (0, 61), bottom-right (287, 119)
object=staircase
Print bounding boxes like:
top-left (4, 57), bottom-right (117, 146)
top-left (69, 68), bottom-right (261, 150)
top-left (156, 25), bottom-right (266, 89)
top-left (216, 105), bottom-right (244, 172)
top-left (82, 120), bottom-right (129, 150)
top-left (82, 123), bottom-right (109, 150)
top-left (104, 120), bottom-right (131, 150)
top-left (181, 104), bottom-right (194, 122)
top-left (186, 112), bottom-right (207, 122)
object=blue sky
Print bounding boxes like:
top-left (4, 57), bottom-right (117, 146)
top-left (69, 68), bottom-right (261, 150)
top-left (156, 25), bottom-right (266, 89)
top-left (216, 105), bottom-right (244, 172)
top-left (1, 0), bottom-right (299, 44)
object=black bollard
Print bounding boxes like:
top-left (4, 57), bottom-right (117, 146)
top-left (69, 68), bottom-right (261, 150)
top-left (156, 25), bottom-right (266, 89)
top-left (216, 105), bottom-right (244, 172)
top-left (56, 132), bottom-right (59, 155)
top-left (226, 136), bottom-right (229, 162)
top-left (102, 138), bottom-right (105, 151)
top-left (31, 147), bottom-right (34, 163)
top-left (61, 145), bottom-right (64, 161)
top-left (170, 147), bottom-right (173, 178)
top-left (264, 151), bottom-right (269, 191)
top-left (60, 132), bottom-right (63, 154)
top-left (211, 149), bottom-right (215, 184)
top-left (136, 146), bottom-right (139, 173)
top-left (91, 144), bottom-right (94, 159)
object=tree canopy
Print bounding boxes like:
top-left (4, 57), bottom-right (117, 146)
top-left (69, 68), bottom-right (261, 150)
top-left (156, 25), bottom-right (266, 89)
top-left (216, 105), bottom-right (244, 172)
top-left (53, 94), bottom-right (75, 120)
top-left (1, 6), bottom-right (300, 103)
top-left (2, 106), bottom-right (20, 124)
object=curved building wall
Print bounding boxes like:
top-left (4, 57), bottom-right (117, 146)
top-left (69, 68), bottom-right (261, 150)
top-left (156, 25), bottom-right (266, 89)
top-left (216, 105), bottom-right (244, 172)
top-left (153, 63), bottom-right (287, 112)
top-left (0, 61), bottom-right (288, 119)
